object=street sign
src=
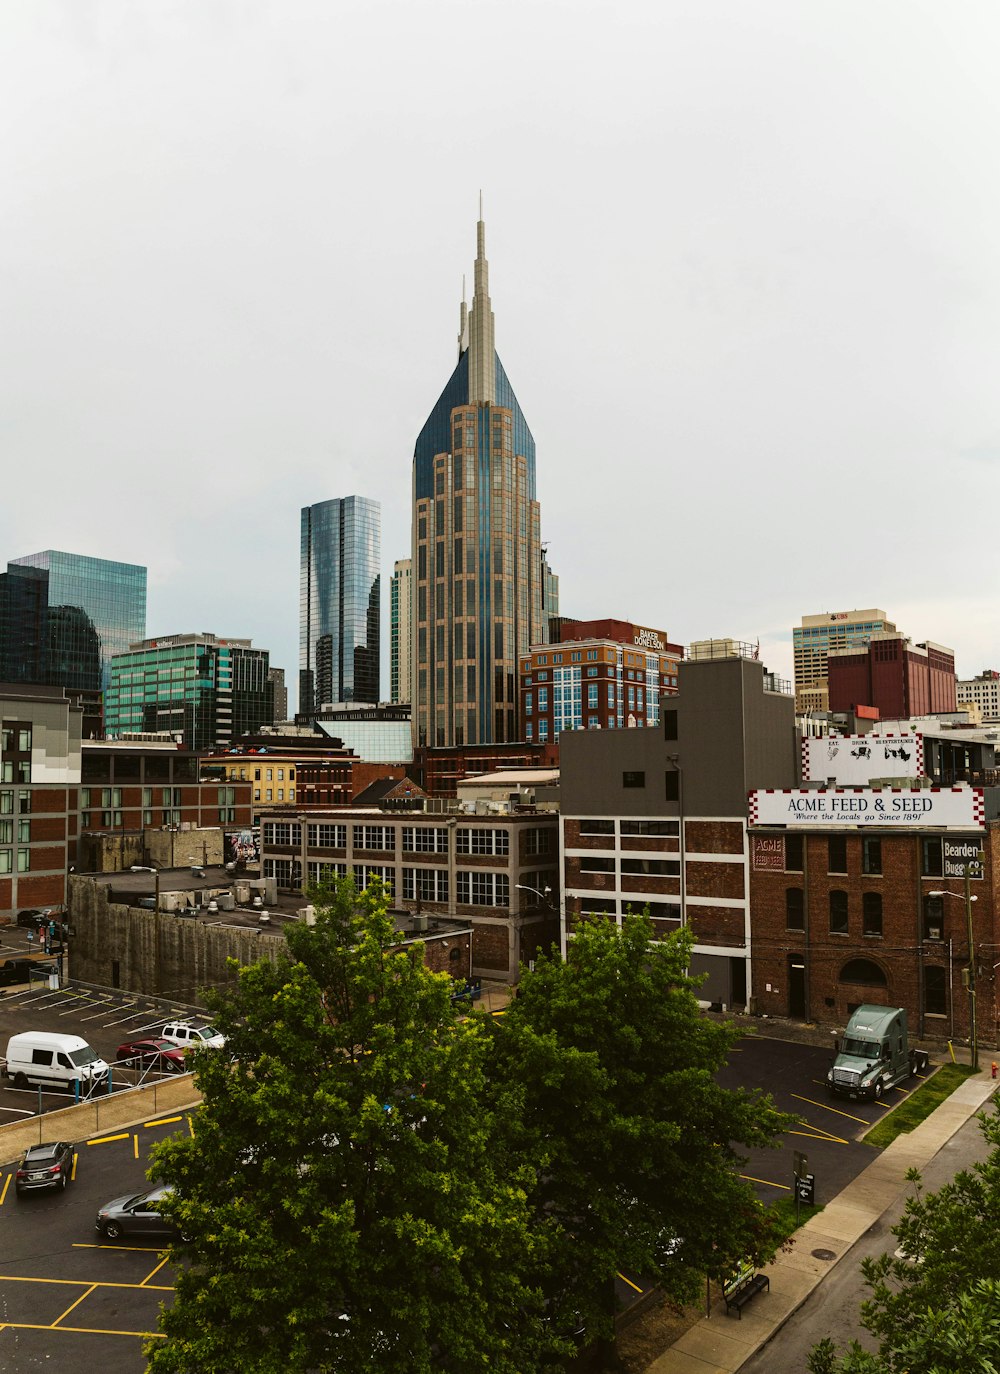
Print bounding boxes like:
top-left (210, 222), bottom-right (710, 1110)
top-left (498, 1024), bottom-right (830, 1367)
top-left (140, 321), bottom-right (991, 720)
top-left (795, 1173), bottom-right (816, 1206)
top-left (793, 1151), bottom-right (808, 1180)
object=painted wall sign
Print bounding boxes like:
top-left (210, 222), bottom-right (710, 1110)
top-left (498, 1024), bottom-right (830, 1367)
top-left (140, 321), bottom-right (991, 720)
top-left (752, 835), bottom-right (785, 870)
top-left (801, 733), bottom-right (924, 786)
top-left (749, 787), bottom-right (985, 830)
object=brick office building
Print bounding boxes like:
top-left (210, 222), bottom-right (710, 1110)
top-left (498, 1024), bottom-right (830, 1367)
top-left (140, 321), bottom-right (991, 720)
top-left (827, 633), bottom-right (957, 718)
top-left (259, 804), bottom-right (560, 982)
top-left (559, 652), bottom-right (798, 1010)
top-left (748, 797), bottom-right (1000, 1047)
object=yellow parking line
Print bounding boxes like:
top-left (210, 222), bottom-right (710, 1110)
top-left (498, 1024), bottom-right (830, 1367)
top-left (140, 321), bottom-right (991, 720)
top-left (0, 1320), bottom-right (164, 1338)
top-left (144, 1116), bottom-right (182, 1128)
top-left (187, 1114), bottom-right (196, 1136)
top-left (792, 1093), bottom-right (868, 1125)
top-left (71, 1152), bottom-right (78, 1181)
top-left (133, 1134), bottom-right (139, 1159)
top-left (4, 1271), bottom-right (173, 1288)
top-left (789, 1127), bottom-right (850, 1145)
top-left (0, 1173), bottom-right (10, 1205)
top-left (141, 1257), bottom-right (170, 1286)
top-left (87, 1132), bottom-right (129, 1146)
top-left (617, 1271), bottom-right (643, 1293)
top-left (53, 1283), bottom-right (97, 1326)
top-left (72, 1243), bottom-right (166, 1254)
top-left (741, 1173), bottom-right (791, 1190)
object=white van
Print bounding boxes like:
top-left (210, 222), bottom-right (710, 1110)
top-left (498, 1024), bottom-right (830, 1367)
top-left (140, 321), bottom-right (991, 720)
top-left (4, 1032), bottom-right (109, 1093)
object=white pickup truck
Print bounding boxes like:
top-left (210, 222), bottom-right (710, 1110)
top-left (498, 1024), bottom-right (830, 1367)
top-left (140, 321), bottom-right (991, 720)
top-left (160, 1021), bottom-right (226, 1050)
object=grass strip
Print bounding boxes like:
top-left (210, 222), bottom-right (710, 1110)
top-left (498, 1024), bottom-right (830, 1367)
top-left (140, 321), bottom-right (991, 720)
top-left (864, 1063), bottom-right (979, 1149)
top-left (768, 1196), bottom-right (823, 1245)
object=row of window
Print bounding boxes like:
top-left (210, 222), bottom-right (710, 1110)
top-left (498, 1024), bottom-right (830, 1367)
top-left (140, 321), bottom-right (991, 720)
top-left (579, 857), bottom-right (680, 877)
top-left (0, 848), bottom-right (30, 873)
top-left (576, 819), bottom-right (679, 838)
top-left (264, 822), bottom-right (550, 856)
top-left (781, 835), bottom-right (978, 879)
top-left (265, 860), bottom-right (512, 908)
top-left (784, 887), bottom-right (957, 941)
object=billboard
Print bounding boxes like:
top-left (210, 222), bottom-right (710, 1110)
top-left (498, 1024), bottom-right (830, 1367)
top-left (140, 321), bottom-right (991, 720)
top-left (802, 733), bottom-right (924, 786)
top-left (749, 787), bottom-right (985, 830)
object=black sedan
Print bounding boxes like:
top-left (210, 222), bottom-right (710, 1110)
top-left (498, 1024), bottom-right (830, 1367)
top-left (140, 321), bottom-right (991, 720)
top-left (15, 1140), bottom-right (75, 1194)
top-left (96, 1184), bottom-right (193, 1242)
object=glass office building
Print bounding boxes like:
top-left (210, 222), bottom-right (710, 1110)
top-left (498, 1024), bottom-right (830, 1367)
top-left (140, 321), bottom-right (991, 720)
top-left (0, 552), bottom-right (146, 728)
top-left (300, 497), bottom-right (381, 713)
top-left (412, 213), bottom-right (545, 748)
top-left (106, 633), bottom-right (273, 751)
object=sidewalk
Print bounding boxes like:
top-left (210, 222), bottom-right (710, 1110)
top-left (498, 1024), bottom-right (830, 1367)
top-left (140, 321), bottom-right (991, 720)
top-left (646, 1066), bottom-right (999, 1373)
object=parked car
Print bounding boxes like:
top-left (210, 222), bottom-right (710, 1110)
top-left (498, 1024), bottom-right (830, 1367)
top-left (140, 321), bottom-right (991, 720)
top-left (15, 909), bottom-right (46, 929)
top-left (4, 1031), bottom-right (109, 1092)
top-left (116, 1037), bottom-right (188, 1074)
top-left (160, 1021), bottom-right (226, 1050)
top-left (15, 1140), bottom-right (75, 1194)
top-left (96, 1184), bottom-right (193, 1242)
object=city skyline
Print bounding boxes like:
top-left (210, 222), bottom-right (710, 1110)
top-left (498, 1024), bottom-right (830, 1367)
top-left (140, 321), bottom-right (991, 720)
top-left (3, 3), bottom-right (999, 711)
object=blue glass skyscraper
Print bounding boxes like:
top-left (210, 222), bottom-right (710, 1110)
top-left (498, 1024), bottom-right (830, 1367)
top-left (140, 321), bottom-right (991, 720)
top-left (300, 497), bottom-right (381, 713)
top-left (412, 212), bottom-right (546, 748)
top-left (0, 550), bottom-right (146, 697)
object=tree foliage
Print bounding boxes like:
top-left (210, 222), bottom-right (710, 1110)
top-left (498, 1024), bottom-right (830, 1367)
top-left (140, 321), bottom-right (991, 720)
top-left (808, 1101), bottom-right (1000, 1374)
top-left (147, 878), bottom-right (550, 1374)
top-left (486, 913), bottom-right (791, 1344)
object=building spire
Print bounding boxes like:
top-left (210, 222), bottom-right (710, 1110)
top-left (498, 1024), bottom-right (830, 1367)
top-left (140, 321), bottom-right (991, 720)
top-left (458, 274), bottom-right (468, 358)
top-left (467, 202), bottom-right (496, 404)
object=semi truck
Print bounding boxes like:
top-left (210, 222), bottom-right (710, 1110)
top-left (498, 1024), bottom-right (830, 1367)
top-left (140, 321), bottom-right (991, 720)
top-left (826, 1005), bottom-right (930, 1101)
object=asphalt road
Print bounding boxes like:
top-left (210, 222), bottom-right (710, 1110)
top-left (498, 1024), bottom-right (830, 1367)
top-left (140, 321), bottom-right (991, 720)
top-left (738, 1108), bottom-right (995, 1372)
top-left (0, 1113), bottom-right (190, 1373)
top-left (717, 1035), bottom-right (927, 1207)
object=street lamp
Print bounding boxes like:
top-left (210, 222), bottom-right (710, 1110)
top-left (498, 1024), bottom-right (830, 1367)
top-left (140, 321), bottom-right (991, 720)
top-left (515, 883), bottom-right (552, 907)
top-left (130, 865), bottom-right (161, 911)
top-left (929, 869), bottom-right (980, 1070)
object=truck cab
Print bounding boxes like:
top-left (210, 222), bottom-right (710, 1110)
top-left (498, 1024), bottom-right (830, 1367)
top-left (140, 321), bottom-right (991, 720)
top-left (826, 1005), bottom-right (923, 1101)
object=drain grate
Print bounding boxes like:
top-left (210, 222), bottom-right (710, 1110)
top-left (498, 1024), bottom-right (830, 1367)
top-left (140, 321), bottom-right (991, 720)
top-left (811, 1248), bottom-right (837, 1261)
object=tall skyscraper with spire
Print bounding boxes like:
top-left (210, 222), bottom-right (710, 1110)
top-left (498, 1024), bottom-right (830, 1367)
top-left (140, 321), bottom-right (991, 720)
top-left (412, 212), bottom-right (546, 748)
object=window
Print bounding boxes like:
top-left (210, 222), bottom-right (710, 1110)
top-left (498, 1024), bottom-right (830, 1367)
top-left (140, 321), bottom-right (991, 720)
top-left (620, 858), bottom-right (679, 876)
top-left (664, 772), bottom-right (679, 802)
top-left (922, 893), bottom-right (944, 941)
top-left (538, 720), bottom-right (549, 742)
top-left (307, 861), bottom-right (347, 885)
top-left (309, 822), bottom-right (347, 848)
top-left (620, 820), bottom-right (678, 837)
top-left (622, 771), bottom-right (645, 788)
top-left (586, 666), bottom-right (598, 678)
top-left (786, 887), bottom-right (804, 930)
top-left (352, 864), bottom-right (394, 894)
top-left (578, 819), bottom-right (614, 836)
top-left (524, 693), bottom-right (532, 715)
top-left (862, 891), bottom-right (883, 936)
top-left (17, 818), bottom-right (30, 843)
top-left (840, 959), bottom-right (887, 987)
top-left (262, 821), bottom-right (301, 847)
top-left (455, 871), bottom-right (509, 907)
top-left (402, 868), bottom-right (449, 902)
top-left (402, 826), bottom-right (449, 853)
top-left (353, 825), bottom-right (395, 852)
top-left (587, 684), bottom-right (598, 709)
top-left (0, 850), bottom-right (10, 873)
top-left (580, 856), bottom-right (615, 873)
top-left (924, 965), bottom-right (947, 1016)
top-left (829, 889), bottom-right (848, 934)
top-left (456, 828), bottom-right (509, 856)
top-left (921, 837), bottom-right (943, 877)
top-left (862, 837), bottom-right (882, 875)
top-left (663, 709), bottom-right (678, 741)
top-left (525, 828), bottom-right (552, 856)
top-left (828, 835), bottom-right (848, 874)
top-left (17, 848), bottom-right (30, 873)
top-left (538, 688), bottom-right (548, 710)
top-left (785, 834), bottom-right (804, 872)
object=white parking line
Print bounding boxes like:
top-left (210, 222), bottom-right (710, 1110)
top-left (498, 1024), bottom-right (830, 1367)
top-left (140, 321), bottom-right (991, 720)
top-left (102, 1011), bottom-right (147, 1028)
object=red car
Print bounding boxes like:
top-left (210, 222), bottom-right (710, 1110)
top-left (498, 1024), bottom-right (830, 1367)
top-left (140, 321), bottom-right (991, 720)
top-left (116, 1037), bottom-right (188, 1074)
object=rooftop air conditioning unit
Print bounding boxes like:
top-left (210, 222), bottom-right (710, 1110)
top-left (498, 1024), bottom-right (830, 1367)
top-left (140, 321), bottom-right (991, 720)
top-left (411, 914), bottom-right (429, 933)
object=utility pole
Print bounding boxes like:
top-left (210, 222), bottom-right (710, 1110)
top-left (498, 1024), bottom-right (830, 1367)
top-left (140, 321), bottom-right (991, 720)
top-left (965, 862), bottom-right (978, 1071)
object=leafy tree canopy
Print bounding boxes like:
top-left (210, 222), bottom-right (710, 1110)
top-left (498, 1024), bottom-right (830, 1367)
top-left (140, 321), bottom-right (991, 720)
top-left (809, 1101), bottom-right (1000, 1374)
top-left (147, 878), bottom-right (552, 1374)
top-left (487, 913), bottom-right (791, 1342)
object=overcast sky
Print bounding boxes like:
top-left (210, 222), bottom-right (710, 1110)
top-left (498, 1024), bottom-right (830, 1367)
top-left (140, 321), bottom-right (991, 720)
top-left (3, 1), bottom-right (999, 710)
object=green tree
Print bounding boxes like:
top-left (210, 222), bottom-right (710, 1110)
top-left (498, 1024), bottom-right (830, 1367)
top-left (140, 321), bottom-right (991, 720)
top-left (147, 878), bottom-right (553, 1373)
top-left (487, 913), bottom-right (790, 1352)
top-left (809, 1102), bottom-right (1000, 1374)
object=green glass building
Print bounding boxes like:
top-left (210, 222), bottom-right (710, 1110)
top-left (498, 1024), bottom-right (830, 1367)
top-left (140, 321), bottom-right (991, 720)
top-left (105, 633), bottom-right (274, 751)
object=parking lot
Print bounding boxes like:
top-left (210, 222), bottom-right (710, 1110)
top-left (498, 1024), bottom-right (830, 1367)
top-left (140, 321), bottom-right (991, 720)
top-left (0, 1113), bottom-right (190, 1373)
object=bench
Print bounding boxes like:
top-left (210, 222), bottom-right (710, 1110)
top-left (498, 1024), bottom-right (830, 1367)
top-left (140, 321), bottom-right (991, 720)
top-left (723, 1271), bottom-right (769, 1318)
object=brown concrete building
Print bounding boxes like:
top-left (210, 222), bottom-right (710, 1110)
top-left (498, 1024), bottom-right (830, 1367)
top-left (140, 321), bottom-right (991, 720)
top-left (258, 804), bottom-right (559, 982)
top-left (559, 652), bottom-right (798, 1010)
top-left (0, 684), bottom-right (82, 919)
top-left (413, 741), bottom-right (559, 799)
top-left (828, 634), bottom-right (957, 719)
